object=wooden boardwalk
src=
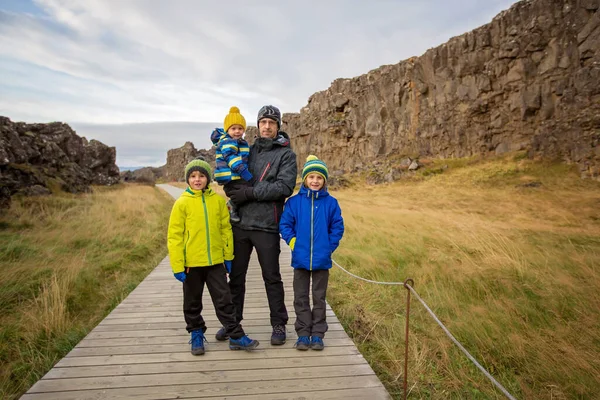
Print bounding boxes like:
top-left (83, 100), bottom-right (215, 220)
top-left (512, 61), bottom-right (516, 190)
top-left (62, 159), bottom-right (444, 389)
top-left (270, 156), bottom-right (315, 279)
top-left (21, 184), bottom-right (390, 399)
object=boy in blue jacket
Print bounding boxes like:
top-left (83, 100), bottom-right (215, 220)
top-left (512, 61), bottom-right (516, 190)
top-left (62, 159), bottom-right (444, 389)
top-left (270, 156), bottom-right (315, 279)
top-left (210, 106), bottom-right (253, 223)
top-left (279, 155), bottom-right (344, 350)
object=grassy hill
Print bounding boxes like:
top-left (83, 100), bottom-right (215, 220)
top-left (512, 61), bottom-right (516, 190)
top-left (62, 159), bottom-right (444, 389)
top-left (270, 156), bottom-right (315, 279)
top-left (1, 154), bottom-right (598, 399)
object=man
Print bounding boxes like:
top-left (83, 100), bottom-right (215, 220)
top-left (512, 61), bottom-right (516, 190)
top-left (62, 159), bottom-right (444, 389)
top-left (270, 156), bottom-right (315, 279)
top-left (216, 105), bottom-right (297, 345)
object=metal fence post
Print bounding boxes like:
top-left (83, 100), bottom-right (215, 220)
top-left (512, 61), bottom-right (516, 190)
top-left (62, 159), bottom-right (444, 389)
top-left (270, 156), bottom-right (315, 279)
top-left (403, 278), bottom-right (414, 400)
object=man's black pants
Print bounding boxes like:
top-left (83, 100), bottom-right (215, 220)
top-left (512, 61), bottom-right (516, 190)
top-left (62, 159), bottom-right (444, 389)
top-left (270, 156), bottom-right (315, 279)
top-left (183, 264), bottom-right (245, 338)
top-left (230, 226), bottom-right (288, 327)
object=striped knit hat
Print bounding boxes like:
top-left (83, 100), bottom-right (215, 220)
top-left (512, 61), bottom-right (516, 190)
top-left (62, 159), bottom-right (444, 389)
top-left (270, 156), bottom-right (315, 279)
top-left (302, 155), bottom-right (328, 182)
top-left (223, 106), bottom-right (247, 133)
top-left (185, 157), bottom-right (212, 184)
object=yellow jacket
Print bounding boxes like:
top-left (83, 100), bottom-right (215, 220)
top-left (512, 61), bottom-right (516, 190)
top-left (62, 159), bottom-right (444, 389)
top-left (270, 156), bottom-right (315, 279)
top-left (167, 187), bottom-right (233, 273)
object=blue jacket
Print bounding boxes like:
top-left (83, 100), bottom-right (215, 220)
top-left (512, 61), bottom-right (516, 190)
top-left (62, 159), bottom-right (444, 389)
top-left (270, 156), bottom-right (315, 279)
top-left (279, 185), bottom-right (344, 270)
top-left (210, 128), bottom-right (252, 184)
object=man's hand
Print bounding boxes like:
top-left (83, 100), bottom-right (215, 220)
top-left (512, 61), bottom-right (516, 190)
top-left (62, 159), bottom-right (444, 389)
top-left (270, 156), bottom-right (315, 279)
top-left (224, 260), bottom-right (232, 274)
top-left (229, 186), bottom-right (255, 205)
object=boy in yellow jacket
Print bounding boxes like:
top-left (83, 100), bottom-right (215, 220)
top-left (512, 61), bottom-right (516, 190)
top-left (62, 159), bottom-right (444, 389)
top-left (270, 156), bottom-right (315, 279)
top-left (167, 157), bottom-right (259, 355)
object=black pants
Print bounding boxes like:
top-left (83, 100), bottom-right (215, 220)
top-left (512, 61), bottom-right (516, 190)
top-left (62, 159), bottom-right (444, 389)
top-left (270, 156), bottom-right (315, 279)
top-left (293, 268), bottom-right (329, 338)
top-left (183, 264), bottom-right (245, 339)
top-left (230, 226), bottom-right (288, 326)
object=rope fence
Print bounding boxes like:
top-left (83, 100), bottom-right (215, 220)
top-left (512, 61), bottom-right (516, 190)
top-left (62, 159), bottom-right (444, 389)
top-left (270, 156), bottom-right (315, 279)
top-left (331, 259), bottom-right (517, 400)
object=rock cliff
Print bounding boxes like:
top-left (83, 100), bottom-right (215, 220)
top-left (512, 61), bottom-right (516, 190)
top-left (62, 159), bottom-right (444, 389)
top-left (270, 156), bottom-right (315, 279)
top-left (0, 116), bottom-right (120, 205)
top-left (281, 0), bottom-right (600, 180)
top-left (164, 141), bottom-right (215, 182)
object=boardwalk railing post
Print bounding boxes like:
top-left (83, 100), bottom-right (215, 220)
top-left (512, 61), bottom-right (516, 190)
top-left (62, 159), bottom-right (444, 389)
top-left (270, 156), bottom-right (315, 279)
top-left (403, 278), bottom-right (414, 400)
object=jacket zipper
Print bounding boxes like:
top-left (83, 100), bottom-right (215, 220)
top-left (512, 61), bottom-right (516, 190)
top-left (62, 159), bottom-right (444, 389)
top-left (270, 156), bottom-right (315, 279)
top-left (259, 162), bottom-right (271, 182)
top-left (202, 192), bottom-right (212, 265)
top-left (310, 193), bottom-right (314, 271)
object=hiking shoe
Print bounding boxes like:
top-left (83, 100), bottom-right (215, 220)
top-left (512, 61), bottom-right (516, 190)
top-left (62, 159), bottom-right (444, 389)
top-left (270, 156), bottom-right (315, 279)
top-left (189, 330), bottom-right (206, 355)
top-left (215, 327), bottom-right (229, 341)
top-left (271, 324), bottom-right (286, 345)
top-left (310, 336), bottom-right (324, 351)
top-left (227, 200), bottom-right (241, 223)
top-left (229, 335), bottom-right (260, 351)
top-left (294, 336), bottom-right (310, 351)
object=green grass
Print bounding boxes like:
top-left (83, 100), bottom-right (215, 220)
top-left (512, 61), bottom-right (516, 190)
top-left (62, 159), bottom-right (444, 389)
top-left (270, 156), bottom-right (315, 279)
top-left (328, 155), bottom-right (600, 399)
top-left (0, 183), bottom-right (174, 399)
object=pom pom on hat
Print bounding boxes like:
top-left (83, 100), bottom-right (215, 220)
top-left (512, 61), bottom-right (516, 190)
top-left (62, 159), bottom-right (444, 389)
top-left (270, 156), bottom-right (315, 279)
top-left (185, 156), bottom-right (212, 184)
top-left (302, 155), bottom-right (328, 182)
top-left (224, 106), bottom-right (247, 133)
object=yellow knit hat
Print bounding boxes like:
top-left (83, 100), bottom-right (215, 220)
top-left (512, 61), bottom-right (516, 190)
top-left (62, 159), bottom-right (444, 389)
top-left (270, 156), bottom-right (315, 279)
top-left (224, 106), bottom-right (247, 133)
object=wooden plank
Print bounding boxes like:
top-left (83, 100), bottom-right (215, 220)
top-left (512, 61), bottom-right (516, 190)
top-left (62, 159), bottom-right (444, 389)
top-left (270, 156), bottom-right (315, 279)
top-left (22, 375), bottom-right (388, 400)
top-left (99, 310), bottom-right (338, 324)
top-left (29, 364), bottom-right (376, 393)
top-left (55, 346), bottom-right (362, 367)
top-left (92, 320), bottom-right (344, 331)
top-left (84, 324), bottom-right (348, 340)
top-left (68, 338), bottom-right (356, 357)
top-left (44, 354), bottom-right (367, 379)
top-left (76, 330), bottom-right (351, 348)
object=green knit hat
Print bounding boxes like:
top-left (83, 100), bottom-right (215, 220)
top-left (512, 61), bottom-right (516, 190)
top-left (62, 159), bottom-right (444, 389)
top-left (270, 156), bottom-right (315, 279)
top-left (302, 155), bottom-right (328, 182)
top-left (185, 157), bottom-right (212, 184)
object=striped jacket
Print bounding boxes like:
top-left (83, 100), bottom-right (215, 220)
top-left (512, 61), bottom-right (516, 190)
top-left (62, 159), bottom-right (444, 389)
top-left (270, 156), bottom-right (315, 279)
top-left (210, 128), bottom-right (252, 184)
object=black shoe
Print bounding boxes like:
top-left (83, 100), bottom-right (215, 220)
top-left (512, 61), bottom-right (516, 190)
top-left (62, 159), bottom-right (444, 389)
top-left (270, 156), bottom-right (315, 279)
top-left (215, 327), bottom-right (229, 341)
top-left (271, 325), bottom-right (286, 345)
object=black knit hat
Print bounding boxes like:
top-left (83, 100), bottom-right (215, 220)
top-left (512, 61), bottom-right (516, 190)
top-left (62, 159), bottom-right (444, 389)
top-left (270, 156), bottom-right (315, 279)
top-left (185, 156), bottom-right (212, 184)
top-left (257, 105), bottom-right (281, 130)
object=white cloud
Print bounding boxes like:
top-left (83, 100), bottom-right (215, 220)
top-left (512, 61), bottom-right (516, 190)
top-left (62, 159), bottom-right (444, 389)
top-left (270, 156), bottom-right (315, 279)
top-left (0, 0), bottom-right (518, 166)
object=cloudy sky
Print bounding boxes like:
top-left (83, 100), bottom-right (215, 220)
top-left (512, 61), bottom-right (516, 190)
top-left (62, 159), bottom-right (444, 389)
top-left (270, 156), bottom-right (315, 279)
top-left (0, 0), bottom-right (517, 168)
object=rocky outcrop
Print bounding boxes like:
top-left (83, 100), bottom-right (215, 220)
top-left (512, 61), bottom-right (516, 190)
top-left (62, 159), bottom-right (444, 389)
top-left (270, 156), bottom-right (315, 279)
top-left (121, 167), bottom-right (165, 184)
top-left (164, 142), bottom-right (215, 182)
top-left (0, 116), bottom-right (120, 205)
top-left (282, 0), bottom-right (600, 180)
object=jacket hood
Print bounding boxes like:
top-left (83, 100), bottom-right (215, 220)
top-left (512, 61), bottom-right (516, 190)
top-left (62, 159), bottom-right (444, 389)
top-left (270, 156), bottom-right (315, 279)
top-left (210, 128), bottom-right (226, 145)
top-left (298, 184), bottom-right (329, 198)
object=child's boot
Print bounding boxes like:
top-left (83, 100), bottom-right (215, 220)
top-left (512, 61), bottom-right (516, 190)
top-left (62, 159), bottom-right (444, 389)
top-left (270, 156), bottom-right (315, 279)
top-left (294, 336), bottom-right (310, 351)
top-left (310, 336), bottom-right (324, 351)
top-left (229, 335), bottom-right (259, 351)
top-left (227, 200), bottom-right (241, 223)
top-left (215, 326), bottom-right (229, 341)
top-left (189, 330), bottom-right (206, 355)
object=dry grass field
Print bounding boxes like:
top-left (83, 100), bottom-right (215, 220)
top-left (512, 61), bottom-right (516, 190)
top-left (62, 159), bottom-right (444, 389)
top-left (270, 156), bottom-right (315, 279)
top-left (327, 155), bottom-right (600, 398)
top-left (0, 183), bottom-right (173, 399)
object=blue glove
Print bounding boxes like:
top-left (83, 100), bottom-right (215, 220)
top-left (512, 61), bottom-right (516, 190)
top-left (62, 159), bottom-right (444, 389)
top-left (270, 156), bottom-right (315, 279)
top-left (240, 168), bottom-right (253, 183)
top-left (174, 272), bottom-right (187, 283)
top-left (224, 260), bottom-right (232, 274)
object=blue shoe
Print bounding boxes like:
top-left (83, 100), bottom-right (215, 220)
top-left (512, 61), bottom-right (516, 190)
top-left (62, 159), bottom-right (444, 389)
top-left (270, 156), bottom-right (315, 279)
top-left (271, 325), bottom-right (286, 345)
top-left (189, 330), bottom-right (206, 355)
top-left (229, 335), bottom-right (260, 351)
top-left (294, 336), bottom-right (310, 351)
top-left (310, 336), bottom-right (324, 351)
top-left (215, 327), bottom-right (229, 341)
